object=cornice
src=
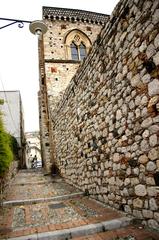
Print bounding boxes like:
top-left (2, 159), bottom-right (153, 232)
top-left (43, 6), bottom-right (109, 25)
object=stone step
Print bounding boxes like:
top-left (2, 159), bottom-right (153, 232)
top-left (12, 180), bottom-right (63, 186)
top-left (18, 169), bottom-right (43, 173)
top-left (2, 192), bottom-right (84, 206)
top-left (71, 225), bottom-right (159, 240)
top-left (6, 217), bottom-right (133, 240)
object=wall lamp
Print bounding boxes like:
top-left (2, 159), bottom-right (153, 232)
top-left (0, 17), bottom-right (47, 35)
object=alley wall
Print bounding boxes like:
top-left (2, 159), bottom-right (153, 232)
top-left (52, 0), bottom-right (159, 227)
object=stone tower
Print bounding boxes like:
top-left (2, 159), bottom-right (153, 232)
top-left (38, 7), bottom-right (109, 172)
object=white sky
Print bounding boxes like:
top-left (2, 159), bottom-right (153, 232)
top-left (0, 0), bottom-right (119, 132)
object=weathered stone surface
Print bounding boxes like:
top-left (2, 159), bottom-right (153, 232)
top-left (146, 161), bottom-right (156, 172)
top-left (133, 198), bottom-right (143, 208)
top-left (140, 139), bottom-right (149, 152)
top-left (138, 155), bottom-right (148, 164)
top-left (152, 9), bottom-right (159, 24)
top-left (154, 33), bottom-right (159, 48)
top-left (135, 184), bottom-right (147, 196)
top-left (146, 177), bottom-right (156, 186)
top-left (124, 205), bottom-right (132, 214)
top-left (154, 212), bottom-right (159, 222)
top-left (142, 210), bottom-right (153, 219)
top-left (149, 124), bottom-right (159, 134)
top-left (116, 109), bottom-right (122, 120)
top-left (153, 52), bottom-right (159, 66)
top-left (133, 210), bottom-right (143, 219)
top-left (149, 134), bottom-right (158, 147)
top-left (148, 79), bottom-right (159, 96)
top-left (146, 44), bottom-right (156, 59)
top-left (130, 74), bottom-right (141, 87)
top-left (142, 131), bottom-right (149, 140)
top-left (113, 153), bottom-right (120, 163)
top-left (148, 148), bottom-right (159, 160)
top-left (148, 219), bottom-right (159, 229)
top-left (149, 198), bottom-right (158, 211)
top-left (147, 187), bottom-right (157, 197)
top-left (141, 118), bottom-right (153, 128)
top-left (157, 160), bottom-right (159, 169)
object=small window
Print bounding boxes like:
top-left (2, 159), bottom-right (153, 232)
top-left (71, 43), bottom-right (79, 60)
top-left (65, 29), bottom-right (91, 61)
top-left (79, 43), bottom-right (86, 60)
top-left (70, 42), bottom-right (86, 60)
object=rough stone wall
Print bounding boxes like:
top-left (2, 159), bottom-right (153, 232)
top-left (52, 0), bottom-right (159, 228)
top-left (0, 161), bottom-right (18, 205)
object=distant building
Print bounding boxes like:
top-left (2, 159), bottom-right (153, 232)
top-left (0, 90), bottom-right (26, 168)
top-left (25, 131), bottom-right (41, 168)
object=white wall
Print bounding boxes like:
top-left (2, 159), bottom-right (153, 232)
top-left (0, 91), bottom-right (21, 146)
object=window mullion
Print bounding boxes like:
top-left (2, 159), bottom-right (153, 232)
top-left (77, 45), bottom-right (80, 60)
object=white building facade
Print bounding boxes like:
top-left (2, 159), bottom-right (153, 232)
top-left (0, 90), bottom-right (26, 167)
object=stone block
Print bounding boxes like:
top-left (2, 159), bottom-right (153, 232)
top-left (142, 209), bottom-right (153, 219)
top-left (133, 198), bottom-right (143, 208)
top-left (135, 184), bottom-right (147, 196)
top-left (148, 79), bottom-right (159, 96)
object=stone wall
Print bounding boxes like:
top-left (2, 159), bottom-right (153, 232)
top-left (43, 20), bottom-right (103, 60)
top-left (0, 161), bottom-right (18, 205)
top-left (52, 0), bottom-right (159, 228)
top-left (43, 18), bottom-right (107, 112)
top-left (38, 36), bottom-right (52, 173)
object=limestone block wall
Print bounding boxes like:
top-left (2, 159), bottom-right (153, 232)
top-left (52, 0), bottom-right (159, 228)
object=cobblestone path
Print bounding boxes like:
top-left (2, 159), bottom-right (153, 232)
top-left (0, 170), bottom-right (159, 239)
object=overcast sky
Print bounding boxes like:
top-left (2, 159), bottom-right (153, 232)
top-left (0, 0), bottom-right (119, 133)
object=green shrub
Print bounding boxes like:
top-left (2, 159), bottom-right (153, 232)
top-left (0, 99), bottom-right (4, 105)
top-left (0, 114), bottom-right (13, 177)
top-left (9, 135), bottom-right (19, 158)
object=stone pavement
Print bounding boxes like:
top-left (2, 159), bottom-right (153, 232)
top-left (0, 169), bottom-right (159, 240)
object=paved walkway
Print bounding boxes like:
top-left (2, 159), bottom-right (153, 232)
top-left (0, 169), bottom-right (159, 239)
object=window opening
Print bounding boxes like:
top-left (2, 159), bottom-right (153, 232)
top-left (79, 43), bottom-right (86, 60)
top-left (71, 42), bottom-right (79, 60)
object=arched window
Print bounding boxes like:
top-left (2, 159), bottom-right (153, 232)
top-left (64, 29), bottom-right (92, 61)
top-left (79, 43), bottom-right (86, 60)
top-left (71, 43), bottom-right (79, 60)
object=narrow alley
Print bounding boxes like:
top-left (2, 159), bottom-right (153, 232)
top-left (0, 170), bottom-right (159, 240)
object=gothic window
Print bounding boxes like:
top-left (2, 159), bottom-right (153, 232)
top-left (64, 29), bottom-right (91, 61)
top-left (71, 43), bottom-right (79, 60)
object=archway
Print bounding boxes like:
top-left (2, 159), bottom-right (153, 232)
top-left (26, 146), bottom-right (42, 169)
